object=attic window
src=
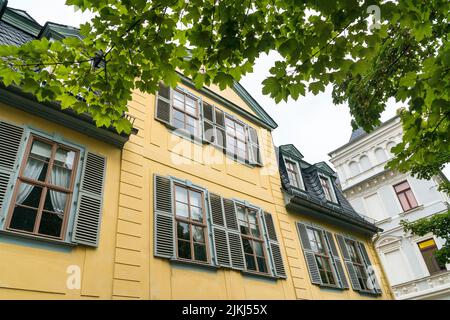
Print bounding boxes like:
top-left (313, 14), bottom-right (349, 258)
top-left (284, 157), bottom-right (304, 190)
top-left (318, 174), bottom-right (337, 203)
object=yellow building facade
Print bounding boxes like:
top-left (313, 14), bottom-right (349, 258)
top-left (0, 3), bottom-right (392, 300)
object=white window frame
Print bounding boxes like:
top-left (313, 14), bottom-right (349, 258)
top-left (282, 156), bottom-right (305, 190)
top-left (318, 173), bottom-right (338, 203)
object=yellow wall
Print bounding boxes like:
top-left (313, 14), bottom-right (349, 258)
top-left (0, 81), bottom-right (393, 300)
top-left (280, 209), bottom-right (394, 300)
top-left (111, 86), bottom-right (295, 299)
top-left (0, 102), bottom-right (121, 299)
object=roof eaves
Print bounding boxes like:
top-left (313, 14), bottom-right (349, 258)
top-left (2, 7), bottom-right (41, 37)
top-left (232, 81), bottom-right (278, 130)
top-left (328, 115), bottom-right (400, 156)
top-left (286, 192), bottom-right (381, 235)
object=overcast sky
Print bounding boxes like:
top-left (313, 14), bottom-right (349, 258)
top-left (8, 0), bottom-right (448, 177)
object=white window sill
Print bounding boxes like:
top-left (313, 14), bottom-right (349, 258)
top-left (398, 205), bottom-right (424, 217)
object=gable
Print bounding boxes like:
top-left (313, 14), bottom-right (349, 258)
top-left (279, 144), bottom-right (304, 161)
top-left (178, 74), bottom-right (277, 131)
top-left (207, 83), bottom-right (256, 115)
top-left (314, 161), bottom-right (335, 176)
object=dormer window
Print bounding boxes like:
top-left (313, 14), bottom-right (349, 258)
top-left (284, 157), bottom-right (304, 190)
top-left (319, 174), bottom-right (337, 203)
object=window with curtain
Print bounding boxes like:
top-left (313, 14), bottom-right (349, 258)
top-left (6, 135), bottom-right (79, 239)
top-left (237, 205), bottom-right (268, 274)
top-left (174, 184), bottom-right (209, 263)
top-left (393, 180), bottom-right (418, 212)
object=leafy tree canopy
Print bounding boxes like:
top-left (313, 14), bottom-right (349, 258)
top-left (0, 0), bottom-right (449, 191)
top-left (401, 210), bottom-right (450, 265)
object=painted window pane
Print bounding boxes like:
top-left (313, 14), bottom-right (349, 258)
top-left (175, 185), bottom-right (188, 203)
top-left (177, 222), bottom-right (190, 240)
top-left (178, 240), bottom-right (191, 259)
top-left (194, 243), bottom-right (207, 262)
top-left (51, 148), bottom-right (75, 189)
top-left (257, 257), bottom-right (267, 273)
top-left (394, 181), bottom-right (418, 211)
top-left (9, 206), bottom-right (37, 232)
top-left (192, 226), bottom-right (205, 243)
top-left (418, 239), bottom-right (446, 275)
top-left (38, 212), bottom-right (63, 237)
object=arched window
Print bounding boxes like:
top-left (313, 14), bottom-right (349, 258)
top-left (386, 141), bottom-right (397, 158)
top-left (349, 161), bottom-right (360, 177)
top-left (375, 148), bottom-right (387, 163)
top-left (359, 155), bottom-right (371, 171)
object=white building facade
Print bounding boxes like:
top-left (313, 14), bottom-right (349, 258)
top-left (329, 116), bottom-right (450, 300)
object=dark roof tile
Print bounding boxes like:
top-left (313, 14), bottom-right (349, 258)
top-left (0, 20), bottom-right (34, 46)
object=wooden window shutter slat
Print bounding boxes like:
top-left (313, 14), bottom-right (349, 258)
top-left (209, 193), bottom-right (225, 226)
top-left (247, 126), bottom-right (261, 165)
top-left (153, 174), bottom-right (174, 258)
top-left (345, 261), bottom-right (362, 291)
top-left (72, 152), bottom-right (106, 247)
top-left (335, 234), bottom-right (350, 260)
top-left (228, 231), bottom-right (245, 270)
top-left (263, 212), bottom-right (277, 241)
top-left (221, 198), bottom-right (245, 270)
top-left (270, 242), bottom-right (286, 278)
top-left (213, 228), bottom-right (231, 267)
top-left (357, 241), bottom-right (382, 294)
top-left (296, 222), bottom-right (312, 251)
top-left (208, 193), bottom-right (231, 267)
top-left (155, 83), bottom-right (171, 125)
top-left (223, 198), bottom-right (238, 230)
top-left (336, 234), bottom-right (361, 291)
top-left (0, 121), bottom-right (24, 214)
top-left (296, 222), bottom-right (322, 285)
top-left (324, 231), bottom-right (349, 289)
top-left (262, 211), bottom-right (286, 278)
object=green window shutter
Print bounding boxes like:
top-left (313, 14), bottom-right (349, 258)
top-left (223, 198), bottom-right (238, 230)
top-left (263, 211), bottom-right (277, 242)
top-left (296, 222), bottom-right (322, 285)
top-left (222, 198), bottom-right (245, 270)
top-left (357, 241), bottom-right (382, 294)
top-left (153, 174), bottom-right (174, 258)
top-left (324, 231), bottom-right (349, 289)
top-left (155, 83), bottom-right (171, 125)
top-left (72, 152), bottom-right (106, 247)
top-left (263, 211), bottom-right (286, 278)
top-left (202, 102), bottom-right (214, 143)
top-left (247, 126), bottom-right (261, 166)
top-left (0, 121), bottom-right (24, 215)
top-left (208, 193), bottom-right (231, 267)
top-left (336, 234), bottom-right (361, 291)
top-left (228, 231), bottom-right (245, 270)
